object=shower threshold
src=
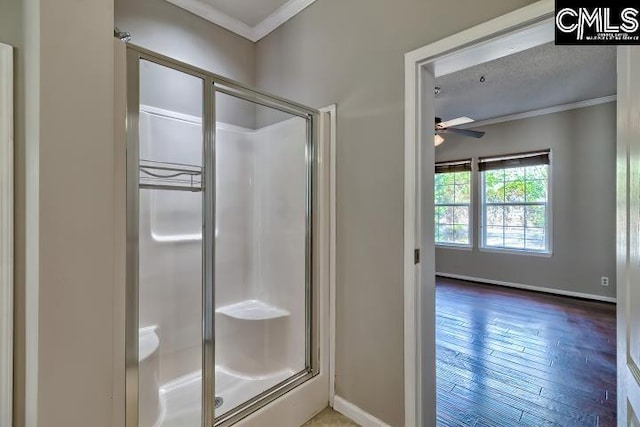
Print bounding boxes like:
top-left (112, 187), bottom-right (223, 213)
top-left (156, 366), bottom-right (295, 427)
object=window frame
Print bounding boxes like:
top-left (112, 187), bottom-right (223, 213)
top-left (479, 152), bottom-right (553, 256)
top-left (434, 160), bottom-right (474, 249)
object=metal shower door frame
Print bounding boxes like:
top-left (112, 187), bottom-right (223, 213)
top-left (124, 44), bottom-right (320, 427)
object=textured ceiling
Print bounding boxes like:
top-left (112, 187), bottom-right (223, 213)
top-left (202, 0), bottom-right (289, 27)
top-left (435, 43), bottom-right (616, 123)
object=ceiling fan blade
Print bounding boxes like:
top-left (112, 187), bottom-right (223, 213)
top-left (439, 116), bottom-right (475, 128)
top-left (445, 127), bottom-right (485, 138)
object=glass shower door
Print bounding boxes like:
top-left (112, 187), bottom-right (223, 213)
top-left (130, 57), bottom-right (205, 427)
top-left (126, 45), bottom-right (322, 427)
top-left (212, 87), bottom-right (314, 425)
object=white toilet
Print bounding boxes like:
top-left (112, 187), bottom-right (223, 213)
top-left (139, 326), bottom-right (162, 427)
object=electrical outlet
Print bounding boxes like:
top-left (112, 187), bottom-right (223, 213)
top-left (601, 276), bottom-right (609, 287)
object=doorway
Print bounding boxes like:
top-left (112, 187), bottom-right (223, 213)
top-left (404, 2), bottom-right (639, 425)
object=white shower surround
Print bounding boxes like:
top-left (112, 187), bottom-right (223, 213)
top-left (137, 105), bottom-right (308, 425)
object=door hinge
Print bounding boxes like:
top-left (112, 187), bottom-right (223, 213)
top-left (414, 248), bottom-right (420, 264)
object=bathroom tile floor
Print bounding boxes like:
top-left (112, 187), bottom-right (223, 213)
top-left (303, 407), bottom-right (359, 426)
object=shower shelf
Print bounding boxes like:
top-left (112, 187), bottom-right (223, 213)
top-left (216, 300), bottom-right (290, 320)
top-left (139, 159), bottom-right (202, 192)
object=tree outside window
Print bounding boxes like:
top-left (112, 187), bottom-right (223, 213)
top-left (435, 170), bottom-right (471, 246)
top-left (482, 164), bottom-right (549, 252)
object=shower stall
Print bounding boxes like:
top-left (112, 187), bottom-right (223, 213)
top-left (124, 45), bottom-right (328, 427)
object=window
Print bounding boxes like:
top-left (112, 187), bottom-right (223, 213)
top-left (480, 150), bottom-right (550, 253)
top-left (435, 160), bottom-right (472, 246)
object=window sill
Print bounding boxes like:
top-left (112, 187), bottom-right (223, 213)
top-left (479, 247), bottom-right (552, 258)
top-left (436, 243), bottom-right (473, 251)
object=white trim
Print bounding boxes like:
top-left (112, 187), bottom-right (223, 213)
top-left (459, 95), bottom-right (618, 129)
top-left (162, 0), bottom-right (318, 42)
top-left (404, 1), bottom-right (554, 69)
top-left (0, 42), bottom-right (13, 427)
top-left (432, 19), bottom-right (555, 78)
top-left (113, 39), bottom-right (127, 427)
top-left (478, 247), bottom-right (552, 257)
top-left (333, 396), bottom-right (391, 427)
top-left (320, 104), bottom-right (337, 406)
top-left (436, 244), bottom-right (473, 251)
top-left (404, 2), bottom-right (554, 425)
top-left (436, 273), bottom-right (617, 304)
top-left (403, 52), bottom-right (419, 427)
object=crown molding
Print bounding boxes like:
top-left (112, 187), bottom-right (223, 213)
top-left (253, 0), bottom-right (317, 41)
top-left (459, 95), bottom-right (617, 129)
top-left (164, 0), bottom-right (317, 42)
top-left (164, 0), bottom-right (255, 40)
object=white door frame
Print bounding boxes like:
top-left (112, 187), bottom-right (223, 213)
top-left (321, 104), bottom-right (338, 408)
top-left (403, 1), bottom-right (556, 425)
top-left (0, 41), bottom-right (13, 427)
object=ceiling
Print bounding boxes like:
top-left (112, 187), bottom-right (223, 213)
top-left (435, 43), bottom-right (616, 124)
top-left (164, 0), bottom-right (317, 42)
top-left (201, 0), bottom-right (289, 27)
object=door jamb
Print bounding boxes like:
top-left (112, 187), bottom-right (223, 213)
top-left (0, 41), bottom-right (13, 427)
top-left (403, 1), bottom-right (555, 425)
top-left (320, 104), bottom-right (338, 408)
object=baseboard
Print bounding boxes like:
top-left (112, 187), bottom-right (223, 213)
top-left (333, 396), bottom-right (391, 427)
top-left (436, 272), bottom-right (617, 304)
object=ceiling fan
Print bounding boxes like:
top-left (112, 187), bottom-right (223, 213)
top-left (434, 116), bottom-right (485, 146)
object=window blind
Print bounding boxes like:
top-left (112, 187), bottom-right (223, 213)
top-left (435, 159), bottom-right (472, 174)
top-left (478, 150), bottom-right (550, 172)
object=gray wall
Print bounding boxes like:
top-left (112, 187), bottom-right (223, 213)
top-left (3, 0), bottom-right (119, 425)
top-left (115, 0), bottom-right (255, 82)
top-left (436, 103), bottom-right (617, 300)
top-left (115, 0), bottom-right (257, 128)
top-left (256, 1), bottom-right (537, 424)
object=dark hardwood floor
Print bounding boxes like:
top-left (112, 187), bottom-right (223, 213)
top-left (436, 277), bottom-right (616, 427)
